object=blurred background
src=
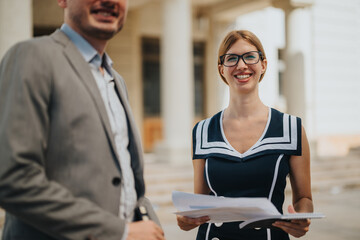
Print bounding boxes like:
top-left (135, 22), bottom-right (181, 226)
top-left (1, 0), bottom-right (359, 239)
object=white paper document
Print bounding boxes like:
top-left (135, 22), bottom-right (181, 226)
top-left (172, 191), bottom-right (325, 225)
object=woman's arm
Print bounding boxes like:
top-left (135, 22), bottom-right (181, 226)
top-left (177, 159), bottom-right (210, 231)
top-left (273, 126), bottom-right (313, 238)
top-left (290, 126), bottom-right (313, 212)
top-left (193, 159), bottom-right (211, 194)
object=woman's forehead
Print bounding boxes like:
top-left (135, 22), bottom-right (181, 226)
top-left (227, 39), bottom-right (257, 54)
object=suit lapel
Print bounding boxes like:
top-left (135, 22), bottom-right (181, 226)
top-left (112, 73), bottom-right (145, 194)
top-left (51, 30), bottom-right (120, 170)
top-left (112, 73), bottom-right (142, 161)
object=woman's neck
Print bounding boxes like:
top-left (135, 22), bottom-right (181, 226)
top-left (226, 92), bottom-right (267, 119)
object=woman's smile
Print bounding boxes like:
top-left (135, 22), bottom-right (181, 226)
top-left (234, 73), bottom-right (252, 82)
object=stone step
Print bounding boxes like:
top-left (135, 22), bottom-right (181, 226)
top-left (311, 176), bottom-right (360, 192)
top-left (146, 181), bottom-right (193, 195)
top-left (311, 158), bottom-right (360, 171)
top-left (144, 169), bottom-right (193, 184)
top-left (311, 168), bottom-right (360, 180)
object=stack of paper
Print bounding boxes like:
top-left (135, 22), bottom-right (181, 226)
top-left (172, 191), bottom-right (325, 229)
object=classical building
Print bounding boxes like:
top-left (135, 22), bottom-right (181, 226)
top-left (1, 0), bottom-right (360, 164)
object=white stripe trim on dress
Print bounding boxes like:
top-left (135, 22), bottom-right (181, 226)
top-left (205, 159), bottom-right (217, 240)
top-left (268, 154), bottom-right (284, 201)
top-left (205, 159), bottom-right (217, 197)
top-left (195, 109), bottom-right (298, 159)
top-left (196, 119), bottom-right (238, 157)
top-left (266, 154), bottom-right (284, 240)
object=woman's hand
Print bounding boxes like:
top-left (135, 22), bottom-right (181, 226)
top-left (176, 215), bottom-right (210, 231)
top-left (272, 205), bottom-right (311, 238)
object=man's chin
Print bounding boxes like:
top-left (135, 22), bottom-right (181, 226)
top-left (91, 26), bottom-right (122, 40)
top-left (95, 30), bottom-right (117, 40)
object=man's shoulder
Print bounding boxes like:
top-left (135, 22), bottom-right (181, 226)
top-left (0, 31), bottom-right (72, 78)
top-left (7, 30), bottom-right (67, 56)
top-left (15, 32), bottom-right (54, 48)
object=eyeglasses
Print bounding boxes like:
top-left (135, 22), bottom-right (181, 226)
top-left (220, 51), bottom-right (263, 67)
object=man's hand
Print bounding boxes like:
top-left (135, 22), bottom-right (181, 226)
top-left (127, 220), bottom-right (165, 240)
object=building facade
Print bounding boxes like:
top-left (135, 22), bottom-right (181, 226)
top-left (1, 0), bottom-right (360, 164)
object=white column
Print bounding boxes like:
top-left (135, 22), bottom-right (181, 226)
top-left (283, 6), bottom-right (318, 159)
top-left (158, 0), bottom-right (194, 164)
top-left (0, 0), bottom-right (33, 59)
top-left (205, 18), bottom-right (232, 116)
top-left (283, 7), bottom-right (314, 133)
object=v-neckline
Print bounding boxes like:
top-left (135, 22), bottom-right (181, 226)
top-left (219, 107), bottom-right (272, 158)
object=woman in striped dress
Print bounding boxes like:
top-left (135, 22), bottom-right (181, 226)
top-left (176, 30), bottom-right (313, 240)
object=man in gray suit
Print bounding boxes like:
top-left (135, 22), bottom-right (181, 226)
top-left (0, 0), bottom-right (165, 239)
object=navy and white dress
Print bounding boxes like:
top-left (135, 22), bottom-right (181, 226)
top-left (192, 108), bottom-right (302, 240)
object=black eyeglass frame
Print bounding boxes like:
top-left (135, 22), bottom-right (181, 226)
top-left (220, 51), bottom-right (264, 67)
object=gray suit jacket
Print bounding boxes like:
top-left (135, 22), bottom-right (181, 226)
top-left (0, 30), bottom-right (159, 240)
